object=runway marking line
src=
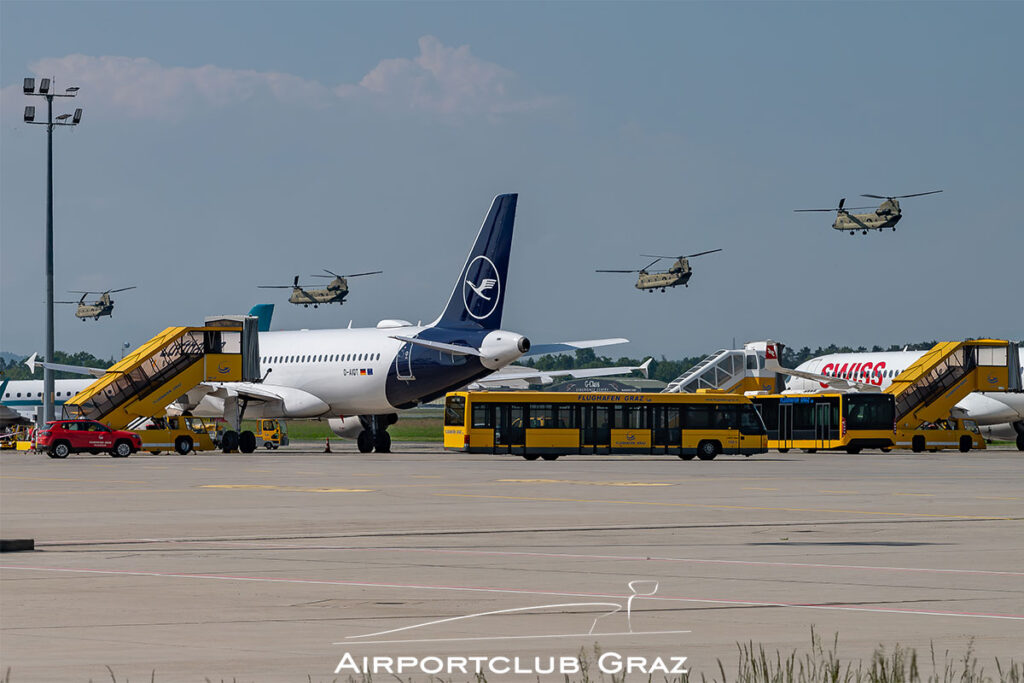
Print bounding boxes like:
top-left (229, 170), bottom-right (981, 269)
top-left (201, 484), bottom-right (374, 493)
top-left (742, 487), bottom-right (778, 491)
top-left (211, 544), bottom-right (1024, 577)
top-left (435, 493), bottom-right (1011, 520)
top-left (893, 493), bottom-right (935, 497)
top-left (5, 488), bottom-right (193, 496)
top-left (497, 479), bottom-right (674, 487)
top-left (2, 565), bottom-right (1020, 622)
top-left (820, 490), bottom-right (859, 494)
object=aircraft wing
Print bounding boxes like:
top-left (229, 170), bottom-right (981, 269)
top-left (25, 352), bottom-right (107, 378)
top-left (199, 382), bottom-right (331, 418)
top-left (524, 338), bottom-right (629, 356)
top-left (473, 358), bottom-right (651, 387)
top-left (775, 367), bottom-right (881, 393)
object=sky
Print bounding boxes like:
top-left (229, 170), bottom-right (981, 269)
top-left (1, 1), bottom-right (1021, 363)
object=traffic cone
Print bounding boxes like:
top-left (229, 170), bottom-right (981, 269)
top-left (323, 436), bottom-right (332, 453)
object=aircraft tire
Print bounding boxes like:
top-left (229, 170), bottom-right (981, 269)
top-left (374, 431), bottom-right (391, 453)
top-left (221, 430), bottom-right (239, 453)
top-left (959, 436), bottom-right (972, 453)
top-left (238, 431), bottom-right (257, 454)
top-left (697, 440), bottom-right (719, 460)
top-left (357, 431), bottom-right (374, 453)
top-left (1016, 433), bottom-right (1024, 452)
top-left (175, 436), bottom-right (193, 455)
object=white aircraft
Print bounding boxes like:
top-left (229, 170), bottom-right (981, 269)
top-left (777, 345), bottom-right (1024, 450)
top-left (0, 376), bottom-right (95, 427)
top-left (174, 193), bottom-right (632, 452)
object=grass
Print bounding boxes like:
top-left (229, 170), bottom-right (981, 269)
top-left (20, 631), bottom-right (1020, 682)
top-left (241, 417), bottom-right (444, 443)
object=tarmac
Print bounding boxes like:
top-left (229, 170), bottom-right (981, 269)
top-left (1, 444), bottom-right (1022, 681)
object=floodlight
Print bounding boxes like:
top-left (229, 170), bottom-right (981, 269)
top-left (72, 108), bottom-right (82, 124)
top-left (24, 106), bottom-right (35, 122)
top-left (65, 86), bottom-right (79, 93)
top-left (24, 77), bottom-right (35, 94)
top-left (56, 113), bottom-right (71, 121)
top-left (39, 78), bottom-right (50, 94)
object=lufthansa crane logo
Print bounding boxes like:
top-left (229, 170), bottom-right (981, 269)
top-left (462, 255), bottom-right (501, 320)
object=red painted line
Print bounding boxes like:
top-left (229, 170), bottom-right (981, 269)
top-left (2, 564), bottom-right (1022, 621)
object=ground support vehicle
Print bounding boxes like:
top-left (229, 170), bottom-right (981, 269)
top-left (750, 392), bottom-right (896, 454)
top-left (443, 390), bottom-right (767, 460)
top-left (895, 419), bottom-right (984, 453)
top-left (35, 419), bottom-right (142, 458)
top-left (255, 419), bottom-right (289, 449)
top-left (136, 416), bottom-right (218, 454)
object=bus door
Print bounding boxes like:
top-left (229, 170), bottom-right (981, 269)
top-left (815, 402), bottom-right (831, 450)
top-left (494, 404), bottom-right (525, 454)
top-left (778, 402), bottom-right (794, 450)
top-left (582, 405), bottom-right (611, 454)
top-left (653, 406), bottom-right (681, 455)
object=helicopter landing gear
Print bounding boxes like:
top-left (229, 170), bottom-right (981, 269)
top-left (862, 230), bottom-right (867, 235)
top-left (661, 288), bottom-right (666, 293)
top-left (314, 304), bottom-right (318, 308)
top-left (303, 304), bottom-right (309, 308)
top-left (893, 227), bottom-right (897, 231)
top-left (849, 231), bottom-right (855, 235)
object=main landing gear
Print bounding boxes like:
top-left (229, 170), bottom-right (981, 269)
top-left (357, 414), bottom-right (398, 453)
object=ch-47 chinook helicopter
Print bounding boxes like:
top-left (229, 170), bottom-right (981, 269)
top-left (795, 190), bottom-right (943, 235)
top-left (55, 287), bottom-right (137, 321)
top-left (258, 269), bottom-right (382, 308)
top-left (596, 250), bottom-right (723, 292)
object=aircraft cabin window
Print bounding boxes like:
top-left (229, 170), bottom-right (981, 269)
top-left (16, 393), bottom-right (21, 397)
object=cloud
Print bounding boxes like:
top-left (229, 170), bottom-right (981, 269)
top-left (6, 37), bottom-right (555, 123)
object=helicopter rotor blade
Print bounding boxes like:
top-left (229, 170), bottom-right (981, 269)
top-left (595, 269), bottom-right (639, 273)
top-left (257, 285), bottom-right (295, 289)
top-left (106, 286), bottom-right (137, 294)
top-left (344, 270), bottom-right (383, 278)
top-left (893, 190), bottom-right (943, 199)
top-left (838, 198), bottom-right (846, 211)
top-left (794, 208), bottom-right (840, 212)
top-left (322, 268), bottom-right (343, 279)
top-left (684, 248), bottom-right (723, 258)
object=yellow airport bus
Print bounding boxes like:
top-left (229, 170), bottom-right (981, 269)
top-left (749, 392), bottom-right (896, 454)
top-left (443, 391), bottom-right (768, 460)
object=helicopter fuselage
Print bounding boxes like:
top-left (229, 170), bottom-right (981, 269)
top-left (635, 259), bottom-right (693, 290)
top-left (832, 199), bottom-right (902, 233)
top-left (287, 278), bottom-right (350, 306)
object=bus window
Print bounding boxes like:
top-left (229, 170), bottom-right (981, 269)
top-left (681, 404), bottom-right (712, 429)
top-left (556, 405), bottom-right (576, 428)
top-left (444, 395), bottom-right (466, 427)
top-left (713, 405), bottom-right (738, 430)
top-left (739, 404), bottom-right (766, 434)
top-left (612, 405), bottom-right (645, 429)
top-left (530, 404), bottom-right (555, 428)
top-left (472, 403), bottom-right (492, 428)
top-left (845, 394), bottom-right (894, 429)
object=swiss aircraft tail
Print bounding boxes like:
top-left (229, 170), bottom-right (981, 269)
top-left (434, 193), bottom-right (517, 330)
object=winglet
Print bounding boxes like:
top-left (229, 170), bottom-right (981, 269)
top-left (433, 194), bottom-right (517, 330)
top-left (25, 352), bottom-right (38, 373)
top-left (639, 357), bottom-right (652, 379)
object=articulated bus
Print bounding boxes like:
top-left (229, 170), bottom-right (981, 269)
top-left (749, 392), bottom-right (896, 454)
top-left (443, 391), bottom-right (767, 460)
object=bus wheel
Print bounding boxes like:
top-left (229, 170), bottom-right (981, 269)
top-left (777, 448), bottom-right (789, 453)
top-left (846, 446), bottom-right (862, 454)
top-left (697, 441), bottom-right (719, 460)
top-left (804, 449), bottom-right (817, 454)
top-left (959, 436), bottom-right (972, 453)
top-left (678, 453), bottom-right (696, 461)
top-left (541, 454), bottom-right (559, 461)
top-left (523, 453), bottom-right (540, 461)
top-left (881, 447), bottom-right (891, 453)
top-left (911, 435), bottom-right (925, 453)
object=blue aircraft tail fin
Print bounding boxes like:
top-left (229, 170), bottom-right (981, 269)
top-left (433, 193), bottom-right (517, 330)
top-left (248, 304), bottom-right (274, 332)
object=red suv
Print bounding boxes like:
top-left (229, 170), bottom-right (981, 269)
top-left (36, 420), bottom-right (142, 459)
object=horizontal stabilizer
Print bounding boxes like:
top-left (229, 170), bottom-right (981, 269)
top-left (524, 338), bottom-right (629, 356)
top-left (390, 335), bottom-right (484, 357)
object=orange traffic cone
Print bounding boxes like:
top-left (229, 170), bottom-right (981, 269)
top-left (323, 436), bottom-right (332, 453)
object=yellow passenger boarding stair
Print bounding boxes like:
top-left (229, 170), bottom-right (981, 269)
top-left (885, 339), bottom-right (1020, 451)
top-left (62, 316), bottom-right (260, 429)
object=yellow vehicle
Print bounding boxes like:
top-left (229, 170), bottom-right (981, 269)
top-left (254, 419), bottom-right (289, 449)
top-left (443, 391), bottom-right (767, 460)
top-left (896, 418), bottom-right (984, 453)
top-left (750, 392), bottom-right (896, 454)
top-left (138, 415), bottom-right (218, 455)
